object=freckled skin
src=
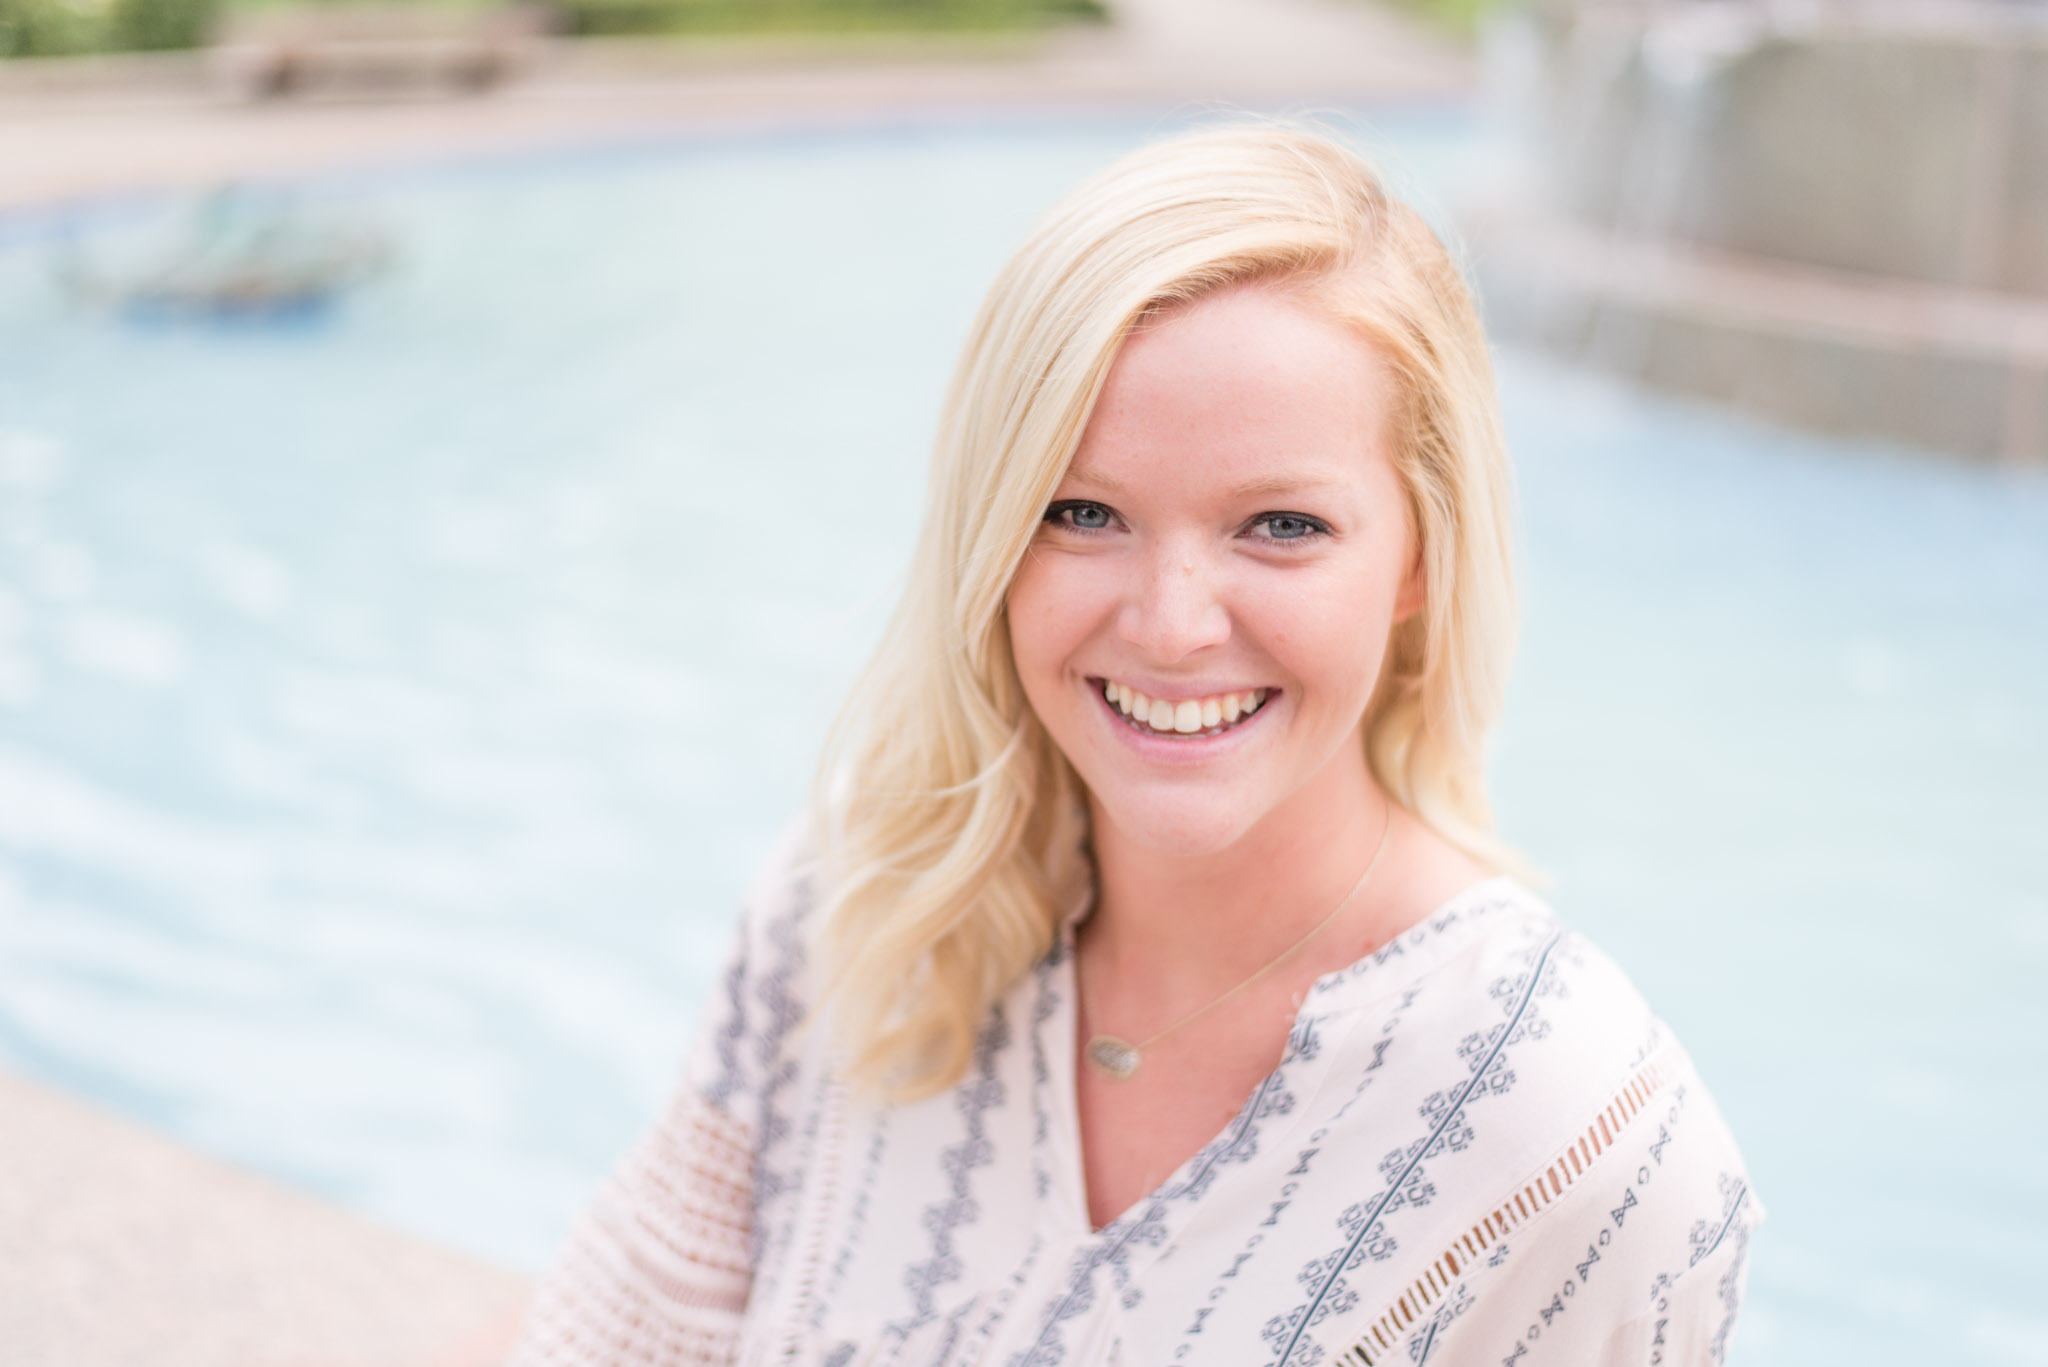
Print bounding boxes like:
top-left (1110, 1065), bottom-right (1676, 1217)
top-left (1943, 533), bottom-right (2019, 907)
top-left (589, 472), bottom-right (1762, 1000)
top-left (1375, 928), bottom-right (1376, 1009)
top-left (1009, 284), bottom-right (1419, 860)
top-left (1006, 283), bottom-right (1486, 1229)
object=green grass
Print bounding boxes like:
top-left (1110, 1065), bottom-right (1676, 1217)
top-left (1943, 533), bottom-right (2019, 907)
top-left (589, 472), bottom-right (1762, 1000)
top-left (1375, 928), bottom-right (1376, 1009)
top-left (1, 0), bottom-right (214, 55)
top-left (0, 0), bottom-right (1102, 56)
top-left (1372, 0), bottom-right (1499, 40)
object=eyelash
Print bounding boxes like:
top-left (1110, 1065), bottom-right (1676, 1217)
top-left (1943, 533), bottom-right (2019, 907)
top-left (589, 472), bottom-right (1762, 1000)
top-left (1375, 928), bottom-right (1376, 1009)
top-left (1249, 512), bottom-right (1332, 543)
top-left (1043, 500), bottom-right (1118, 533)
top-left (1041, 501), bottom-right (1332, 544)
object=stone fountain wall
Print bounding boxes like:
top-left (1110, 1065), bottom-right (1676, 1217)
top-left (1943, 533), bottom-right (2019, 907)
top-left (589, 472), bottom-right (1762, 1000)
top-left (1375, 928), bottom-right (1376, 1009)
top-left (1472, 0), bottom-right (2048, 462)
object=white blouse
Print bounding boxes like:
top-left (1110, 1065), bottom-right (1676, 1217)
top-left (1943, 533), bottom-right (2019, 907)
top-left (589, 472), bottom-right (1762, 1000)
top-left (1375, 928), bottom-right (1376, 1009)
top-left (508, 835), bottom-right (1763, 1367)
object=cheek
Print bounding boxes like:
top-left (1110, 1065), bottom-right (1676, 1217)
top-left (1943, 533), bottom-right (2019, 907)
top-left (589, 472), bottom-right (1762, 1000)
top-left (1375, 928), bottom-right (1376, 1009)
top-left (1004, 550), bottom-right (1103, 690)
top-left (1248, 559), bottom-right (1405, 704)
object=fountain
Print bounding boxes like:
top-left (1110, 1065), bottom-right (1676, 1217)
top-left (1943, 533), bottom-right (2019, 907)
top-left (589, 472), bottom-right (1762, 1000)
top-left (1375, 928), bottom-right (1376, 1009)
top-left (1471, 0), bottom-right (2048, 462)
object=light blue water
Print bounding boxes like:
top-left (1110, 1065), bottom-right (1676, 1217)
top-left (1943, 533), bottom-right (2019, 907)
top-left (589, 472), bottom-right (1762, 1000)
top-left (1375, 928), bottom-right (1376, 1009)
top-left (0, 117), bottom-right (2042, 1365)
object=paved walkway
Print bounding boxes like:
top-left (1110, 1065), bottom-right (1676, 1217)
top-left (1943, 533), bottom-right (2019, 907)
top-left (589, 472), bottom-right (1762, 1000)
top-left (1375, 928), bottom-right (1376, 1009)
top-left (0, 1070), bottom-right (528, 1367)
top-left (0, 0), bottom-right (1473, 213)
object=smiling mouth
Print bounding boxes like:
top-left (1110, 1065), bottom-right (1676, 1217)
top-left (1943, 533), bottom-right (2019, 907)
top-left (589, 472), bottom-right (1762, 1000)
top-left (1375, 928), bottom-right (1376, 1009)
top-left (1095, 678), bottom-right (1272, 737)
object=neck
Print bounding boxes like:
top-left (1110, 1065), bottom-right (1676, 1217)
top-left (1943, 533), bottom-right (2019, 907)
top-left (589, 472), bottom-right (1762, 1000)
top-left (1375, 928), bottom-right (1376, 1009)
top-left (1082, 738), bottom-right (1390, 1001)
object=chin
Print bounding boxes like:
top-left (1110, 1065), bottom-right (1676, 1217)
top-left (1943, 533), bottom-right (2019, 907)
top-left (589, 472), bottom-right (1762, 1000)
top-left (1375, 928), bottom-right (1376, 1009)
top-left (1086, 783), bottom-right (1270, 860)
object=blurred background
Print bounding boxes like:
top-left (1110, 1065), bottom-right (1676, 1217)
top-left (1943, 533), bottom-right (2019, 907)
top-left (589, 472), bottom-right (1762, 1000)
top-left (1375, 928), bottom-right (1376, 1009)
top-left (0, 0), bottom-right (2043, 1363)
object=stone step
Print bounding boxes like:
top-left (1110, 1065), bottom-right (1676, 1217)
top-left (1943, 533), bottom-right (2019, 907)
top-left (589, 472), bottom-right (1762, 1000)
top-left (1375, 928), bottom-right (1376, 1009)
top-left (0, 1070), bottom-right (529, 1367)
top-left (1469, 199), bottom-right (2048, 463)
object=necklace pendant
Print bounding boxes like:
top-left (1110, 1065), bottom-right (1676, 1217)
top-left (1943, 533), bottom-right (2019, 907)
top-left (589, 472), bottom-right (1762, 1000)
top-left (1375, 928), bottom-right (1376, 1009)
top-left (1086, 1035), bottom-right (1142, 1079)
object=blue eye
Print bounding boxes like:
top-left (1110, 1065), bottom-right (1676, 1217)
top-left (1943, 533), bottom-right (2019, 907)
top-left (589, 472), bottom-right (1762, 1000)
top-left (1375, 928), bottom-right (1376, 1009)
top-left (1254, 513), bottom-right (1328, 542)
top-left (1047, 501), bottom-right (1114, 531)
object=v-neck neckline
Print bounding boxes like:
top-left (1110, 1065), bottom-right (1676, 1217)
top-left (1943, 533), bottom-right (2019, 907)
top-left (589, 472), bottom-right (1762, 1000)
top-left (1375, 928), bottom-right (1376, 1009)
top-left (1034, 874), bottom-right (1529, 1245)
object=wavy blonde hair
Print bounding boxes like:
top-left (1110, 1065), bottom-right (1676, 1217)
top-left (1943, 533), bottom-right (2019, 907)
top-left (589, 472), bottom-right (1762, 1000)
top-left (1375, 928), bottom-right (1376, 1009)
top-left (813, 122), bottom-right (1519, 1100)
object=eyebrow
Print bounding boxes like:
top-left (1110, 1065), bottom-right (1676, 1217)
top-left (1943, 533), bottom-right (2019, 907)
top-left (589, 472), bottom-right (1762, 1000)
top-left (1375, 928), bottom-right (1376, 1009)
top-left (1063, 470), bottom-right (1346, 500)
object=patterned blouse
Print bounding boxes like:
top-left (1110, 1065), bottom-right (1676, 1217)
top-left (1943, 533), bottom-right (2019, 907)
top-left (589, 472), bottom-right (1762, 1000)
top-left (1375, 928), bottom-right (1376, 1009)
top-left (507, 835), bottom-right (1763, 1367)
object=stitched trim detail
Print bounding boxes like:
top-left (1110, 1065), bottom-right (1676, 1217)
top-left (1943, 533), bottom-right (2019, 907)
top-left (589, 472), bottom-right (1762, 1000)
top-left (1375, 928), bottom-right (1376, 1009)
top-left (1337, 1053), bottom-right (1673, 1365)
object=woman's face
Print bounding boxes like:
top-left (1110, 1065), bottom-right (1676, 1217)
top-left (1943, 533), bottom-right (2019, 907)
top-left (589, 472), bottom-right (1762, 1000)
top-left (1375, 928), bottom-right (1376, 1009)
top-left (1006, 282), bottom-right (1422, 858)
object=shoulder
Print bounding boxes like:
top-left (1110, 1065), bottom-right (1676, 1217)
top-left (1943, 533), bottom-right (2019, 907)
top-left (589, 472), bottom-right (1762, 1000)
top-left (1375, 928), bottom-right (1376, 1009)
top-left (686, 820), bottom-right (824, 1110)
top-left (1374, 877), bottom-right (1756, 1198)
top-left (1441, 878), bottom-right (1670, 1088)
top-left (1385, 884), bottom-right (1764, 1356)
top-left (729, 820), bottom-right (824, 982)
top-left (1339, 878), bottom-right (1662, 1054)
top-left (1451, 885), bottom-right (1765, 1307)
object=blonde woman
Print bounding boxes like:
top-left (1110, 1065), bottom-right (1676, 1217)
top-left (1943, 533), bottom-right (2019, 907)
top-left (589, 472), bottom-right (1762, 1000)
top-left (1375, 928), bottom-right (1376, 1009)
top-left (507, 124), bottom-right (1762, 1367)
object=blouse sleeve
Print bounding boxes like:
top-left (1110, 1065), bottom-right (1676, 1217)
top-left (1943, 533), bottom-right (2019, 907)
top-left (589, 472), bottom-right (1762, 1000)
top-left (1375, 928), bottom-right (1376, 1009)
top-left (1586, 1069), bottom-right (1764, 1367)
top-left (505, 832), bottom-right (815, 1367)
top-left (1472, 1038), bottom-right (1766, 1367)
top-left (1594, 1204), bottom-right (1760, 1367)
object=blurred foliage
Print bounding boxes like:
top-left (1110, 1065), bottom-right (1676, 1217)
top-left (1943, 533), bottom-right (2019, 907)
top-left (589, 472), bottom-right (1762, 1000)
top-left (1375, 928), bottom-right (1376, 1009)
top-left (112, 0), bottom-right (217, 45)
top-left (560, 0), bottom-right (1104, 37)
top-left (0, 0), bottom-right (214, 53)
top-left (0, 0), bottom-right (107, 54)
top-left (1373, 0), bottom-right (1500, 40)
top-left (0, 0), bottom-right (1099, 54)
top-left (215, 0), bottom-right (507, 8)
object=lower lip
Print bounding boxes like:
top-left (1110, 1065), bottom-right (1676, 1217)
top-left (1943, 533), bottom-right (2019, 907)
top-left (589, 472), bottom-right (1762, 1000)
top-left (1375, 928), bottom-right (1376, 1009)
top-left (1090, 681), bottom-right (1274, 760)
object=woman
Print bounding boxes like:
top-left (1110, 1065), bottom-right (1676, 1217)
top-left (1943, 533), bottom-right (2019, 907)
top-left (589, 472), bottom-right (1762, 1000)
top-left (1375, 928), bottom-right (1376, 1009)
top-left (507, 124), bottom-right (1762, 1367)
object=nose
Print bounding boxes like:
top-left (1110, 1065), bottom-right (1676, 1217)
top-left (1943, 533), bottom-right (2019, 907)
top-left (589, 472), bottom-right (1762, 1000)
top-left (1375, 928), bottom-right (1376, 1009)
top-left (1116, 539), bottom-right (1230, 663)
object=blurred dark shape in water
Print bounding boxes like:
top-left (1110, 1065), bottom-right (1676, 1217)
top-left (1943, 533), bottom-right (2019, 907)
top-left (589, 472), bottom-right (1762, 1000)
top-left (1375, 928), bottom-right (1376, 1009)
top-left (59, 187), bottom-right (393, 325)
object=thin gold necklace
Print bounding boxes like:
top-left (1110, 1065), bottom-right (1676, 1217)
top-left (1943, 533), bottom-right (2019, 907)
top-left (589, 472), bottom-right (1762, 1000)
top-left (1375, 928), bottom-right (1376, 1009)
top-left (1081, 802), bottom-right (1395, 1080)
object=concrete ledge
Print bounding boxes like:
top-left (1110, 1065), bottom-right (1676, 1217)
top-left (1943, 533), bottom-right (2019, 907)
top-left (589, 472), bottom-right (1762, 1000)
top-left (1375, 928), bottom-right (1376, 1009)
top-left (0, 1070), bottom-right (529, 1367)
top-left (0, 49), bottom-right (212, 101)
top-left (546, 26), bottom-right (1088, 69)
top-left (1471, 201), bottom-right (2048, 462)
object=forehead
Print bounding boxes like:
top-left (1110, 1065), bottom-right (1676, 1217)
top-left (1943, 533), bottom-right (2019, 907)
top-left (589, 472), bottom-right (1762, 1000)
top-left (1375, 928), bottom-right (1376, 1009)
top-left (1064, 283), bottom-right (1396, 493)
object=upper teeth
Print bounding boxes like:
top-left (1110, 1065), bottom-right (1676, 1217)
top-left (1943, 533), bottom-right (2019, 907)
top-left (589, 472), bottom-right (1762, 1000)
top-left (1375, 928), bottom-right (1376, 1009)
top-left (1102, 680), bottom-right (1269, 734)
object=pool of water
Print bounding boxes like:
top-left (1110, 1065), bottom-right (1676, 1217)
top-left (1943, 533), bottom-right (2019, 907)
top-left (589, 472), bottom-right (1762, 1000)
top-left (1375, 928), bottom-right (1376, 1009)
top-left (0, 116), bottom-right (2042, 1365)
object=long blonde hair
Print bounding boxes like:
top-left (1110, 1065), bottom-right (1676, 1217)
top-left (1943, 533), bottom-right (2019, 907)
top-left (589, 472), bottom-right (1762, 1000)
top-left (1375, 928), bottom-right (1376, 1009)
top-left (813, 122), bottom-right (1519, 1100)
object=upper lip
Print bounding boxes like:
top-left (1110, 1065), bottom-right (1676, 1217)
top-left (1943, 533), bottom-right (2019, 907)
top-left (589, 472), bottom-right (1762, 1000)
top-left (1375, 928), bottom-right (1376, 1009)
top-left (1088, 674), bottom-right (1274, 701)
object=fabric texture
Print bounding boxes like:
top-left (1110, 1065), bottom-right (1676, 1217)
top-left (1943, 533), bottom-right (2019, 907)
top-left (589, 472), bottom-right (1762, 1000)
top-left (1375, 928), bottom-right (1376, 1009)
top-left (509, 834), bottom-right (1763, 1367)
